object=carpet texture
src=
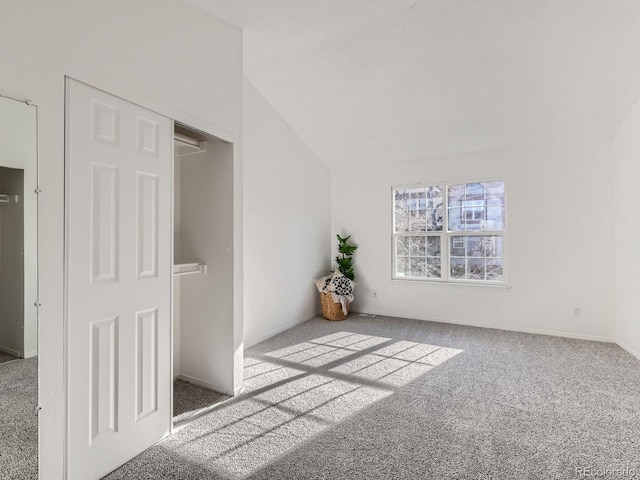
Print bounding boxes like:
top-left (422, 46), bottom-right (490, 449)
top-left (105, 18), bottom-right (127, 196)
top-left (0, 351), bottom-right (18, 365)
top-left (0, 357), bottom-right (38, 480)
top-left (174, 379), bottom-right (228, 426)
top-left (103, 315), bottom-right (640, 480)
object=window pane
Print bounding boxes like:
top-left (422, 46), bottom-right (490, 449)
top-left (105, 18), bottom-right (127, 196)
top-left (394, 188), bottom-right (411, 233)
top-left (426, 236), bottom-right (441, 257)
top-left (426, 186), bottom-right (444, 207)
top-left (486, 206), bottom-right (504, 230)
top-left (394, 235), bottom-right (442, 279)
top-left (395, 235), bottom-right (442, 278)
top-left (396, 237), bottom-right (409, 256)
top-left (425, 208), bottom-right (443, 231)
top-left (484, 236), bottom-right (503, 258)
top-left (450, 236), bottom-right (465, 256)
top-left (409, 236), bottom-right (426, 256)
top-left (450, 235), bottom-right (503, 281)
top-left (467, 258), bottom-right (486, 280)
top-left (395, 209), bottom-right (410, 233)
top-left (450, 258), bottom-right (465, 279)
top-left (410, 257), bottom-right (427, 277)
top-left (410, 209), bottom-right (426, 232)
top-left (448, 182), bottom-right (505, 232)
top-left (486, 259), bottom-right (503, 281)
top-left (465, 236), bottom-right (485, 257)
top-left (486, 181), bottom-right (505, 206)
top-left (394, 189), bottom-right (409, 209)
top-left (463, 206), bottom-right (485, 231)
top-left (448, 184), bottom-right (465, 207)
top-left (465, 183), bottom-right (484, 201)
top-left (425, 186), bottom-right (443, 231)
top-left (448, 207), bottom-right (463, 231)
top-left (410, 188), bottom-right (426, 210)
top-left (396, 256), bottom-right (409, 277)
top-left (394, 187), bottom-right (442, 233)
top-left (427, 257), bottom-right (441, 278)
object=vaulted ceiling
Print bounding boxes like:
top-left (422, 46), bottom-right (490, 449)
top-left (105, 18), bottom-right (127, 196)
top-left (184, 0), bottom-right (640, 170)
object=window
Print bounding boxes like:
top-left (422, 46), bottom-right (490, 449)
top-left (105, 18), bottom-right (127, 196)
top-left (393, 181), bottom-right (506, 283)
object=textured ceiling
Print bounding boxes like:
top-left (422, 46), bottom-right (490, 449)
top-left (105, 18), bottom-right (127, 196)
top-left (184, 0), bottom-right (640, 170)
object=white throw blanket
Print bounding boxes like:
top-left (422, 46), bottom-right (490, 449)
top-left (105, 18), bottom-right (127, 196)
top-left (314, 271), bottom-right (356, 315)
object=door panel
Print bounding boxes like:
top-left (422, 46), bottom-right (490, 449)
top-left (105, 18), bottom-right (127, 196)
top-left (66, 79), bottom-right (172, 480)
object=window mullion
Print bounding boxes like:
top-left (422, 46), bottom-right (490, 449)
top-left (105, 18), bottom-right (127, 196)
top-left (442, 185), bottom-right (449, 281)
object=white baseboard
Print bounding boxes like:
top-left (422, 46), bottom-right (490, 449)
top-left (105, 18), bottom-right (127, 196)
top-left (233, 384), bottom-right (245, 396)
top-left (24, 350), bottom-right (37, 359)
top-left (0, 345), bottom-right (21, 358)
top-left (354, 310), bottom-right (614, 343)
top-left (175, 374), bottom-right (227, 395)
top-left (616, 340), bottom-right (640, 361)
top-left (244, 310), bottom-right (321, 348)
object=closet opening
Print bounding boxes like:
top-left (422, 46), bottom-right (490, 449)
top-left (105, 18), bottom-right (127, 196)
top-left (172, 123), bottom-right (233, 428)
top-left (0, 167), bottom-right (25, 361)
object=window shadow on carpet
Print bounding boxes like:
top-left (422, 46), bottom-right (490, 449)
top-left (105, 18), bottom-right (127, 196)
top-left (172, 331), bottom-right (462, 478)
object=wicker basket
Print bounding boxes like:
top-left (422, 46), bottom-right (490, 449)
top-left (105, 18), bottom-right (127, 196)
top-left (320, 292), bottom-right (349, 321)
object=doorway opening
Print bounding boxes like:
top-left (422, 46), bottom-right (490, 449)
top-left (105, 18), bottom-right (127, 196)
top-left (172, 123), bottom-right (233, 427)
top-left (0, 166), bottom-right (25, 361)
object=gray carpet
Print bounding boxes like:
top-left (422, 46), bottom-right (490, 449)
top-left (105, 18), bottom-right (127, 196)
top-left (0, 357), bottom-right (38, 480)
top-left (174, 379), bottom-right (228, 426)
top-left (0, 351), bottom-right (19, 365)
top-left (104, 315), bottom-right (640, 480)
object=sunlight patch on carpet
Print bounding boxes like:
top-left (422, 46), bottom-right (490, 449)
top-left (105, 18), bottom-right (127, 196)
top-left (178, 332), bottom-right (462, 478)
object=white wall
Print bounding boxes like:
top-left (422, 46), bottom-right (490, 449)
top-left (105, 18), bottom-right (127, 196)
top-left (333, 141), bottom-right (615, 340)
top-left (614, 95), bottom-right (640, 359)
top-left (243, 78), bottom-right (331, 346)
top-left (0, 1), bottom-right (242, 478)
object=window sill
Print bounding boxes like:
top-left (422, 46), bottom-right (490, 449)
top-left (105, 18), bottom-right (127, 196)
top-left (391, 278), bottom-right (512, 290)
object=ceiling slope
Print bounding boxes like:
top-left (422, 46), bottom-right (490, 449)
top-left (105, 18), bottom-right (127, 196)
top-left (185, 0), bottom-right (640, 170)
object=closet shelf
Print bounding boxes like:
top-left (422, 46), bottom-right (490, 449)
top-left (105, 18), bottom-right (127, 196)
top-left (173, 262), bottom-right (207, 276)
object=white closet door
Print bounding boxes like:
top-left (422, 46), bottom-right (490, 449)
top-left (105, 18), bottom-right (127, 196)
top-left (66, 79), bottom-right (172, 480)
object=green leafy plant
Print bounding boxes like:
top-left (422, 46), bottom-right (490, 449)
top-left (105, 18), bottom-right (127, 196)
top-left (335, 234), bottom-right (358, 281)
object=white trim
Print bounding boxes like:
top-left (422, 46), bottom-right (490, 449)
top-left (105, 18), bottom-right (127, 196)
top-left (391, 278), bottom-right (512, 290)
top-left (616, 340), bottom-right (640, 361)
top-left (0, 345), bottom-right (22, 358)
top-left (392, 176), bottom-right (507, 191)
top-left (174, 373), bottom-right (228, 396)
top-left (355, 310), bottom-right (614, 343)
top-left (0, 92), bottom-right (36, 106)
top-left (244, 311), bottom-right (321, 349)
top-left (169, 120), bottom-right (176, 435)
top-left (24, 349), bottom-right (37, 359)
top-left (63, 77), bottom-right (72, 480)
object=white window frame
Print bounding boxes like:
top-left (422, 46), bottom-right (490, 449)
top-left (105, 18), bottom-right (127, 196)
top-left (391, 180), bottom-right (508, 285)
